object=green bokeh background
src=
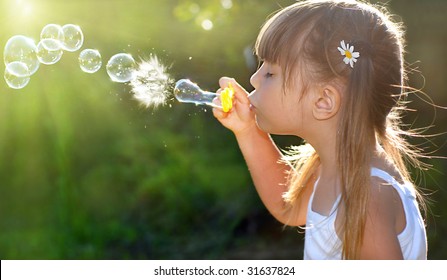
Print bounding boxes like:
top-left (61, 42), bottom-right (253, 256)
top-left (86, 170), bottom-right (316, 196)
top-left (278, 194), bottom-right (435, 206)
top-left (0, 0), bottom-right (446, 259)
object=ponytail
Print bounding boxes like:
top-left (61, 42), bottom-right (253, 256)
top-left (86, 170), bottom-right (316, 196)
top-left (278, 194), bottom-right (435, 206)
top-left (337, 45), bottom-right (376, 259)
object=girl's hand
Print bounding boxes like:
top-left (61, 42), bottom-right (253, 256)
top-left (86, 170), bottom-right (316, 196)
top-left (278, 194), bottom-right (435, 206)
top-left (213, 77), bottom-right (256, 136)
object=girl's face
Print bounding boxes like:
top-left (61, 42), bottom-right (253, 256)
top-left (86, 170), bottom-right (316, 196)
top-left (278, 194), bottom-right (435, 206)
top-left (248, 61), bottom-right (312, 136)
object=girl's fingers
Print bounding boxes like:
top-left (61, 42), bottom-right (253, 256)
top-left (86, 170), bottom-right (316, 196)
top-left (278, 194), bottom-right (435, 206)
top-left (212, 96), bottom-right (226, 118)
top-left (219, 77), bottom-right (250, 105)
top-left (212, 108), bottom-right (227, 119)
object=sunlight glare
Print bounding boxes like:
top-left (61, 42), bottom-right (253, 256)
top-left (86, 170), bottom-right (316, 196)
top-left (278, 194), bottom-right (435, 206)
top-left (12, 0), bottom-right (34, 18)
top-left (221, 0), bottom-right (233, 10)
top-left (201, 19), bottom-right (213, 31)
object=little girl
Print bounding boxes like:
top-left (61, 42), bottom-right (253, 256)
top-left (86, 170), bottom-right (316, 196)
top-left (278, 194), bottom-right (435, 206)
top-left (213, 0), bottom-right (427, 259)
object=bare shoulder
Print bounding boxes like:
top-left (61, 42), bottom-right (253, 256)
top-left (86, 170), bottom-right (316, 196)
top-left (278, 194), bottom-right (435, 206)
top-left (369, 175), bottom-right (402, 213)
top-left (359, 173), bottom-right (405, 259)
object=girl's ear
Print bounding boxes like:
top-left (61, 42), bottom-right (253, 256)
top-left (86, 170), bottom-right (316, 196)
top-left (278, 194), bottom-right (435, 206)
top-left (312, 85), bottom-right (341, 120)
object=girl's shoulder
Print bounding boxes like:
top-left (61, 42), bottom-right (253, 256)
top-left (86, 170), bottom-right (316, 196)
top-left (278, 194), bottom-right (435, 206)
top-left (371, 153), bottom-right (404, 184)
top-left (368, 163), bottom-right (408, 238)
top-left (359, 165), bottom-right (408, 258)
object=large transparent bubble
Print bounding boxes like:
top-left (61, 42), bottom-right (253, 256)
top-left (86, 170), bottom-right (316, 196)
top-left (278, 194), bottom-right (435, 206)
top-left (174, 79), bottom-right (217, 107)
top-left (36, 39), bottom-right (63, 65)
top-left (78, 49), bottom-right (102, 73)
top-left (106, 53), bottom-right (136, 83)
top-left (3, 35), bottom-right (40, 75)
top-left (4, 61), bottom-right (31, 89)
top-left (61, 24), bottom-right (84, 52)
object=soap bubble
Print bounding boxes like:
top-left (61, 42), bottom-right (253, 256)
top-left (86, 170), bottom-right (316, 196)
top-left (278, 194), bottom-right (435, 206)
top-left (36, 39), bottom-right (63, 65)
top-left (4, 61), bottom-right (31, 89)
top-left (106, 53), bottom-right (136, 83)
top-left (3, 35), bottom-right (40, 75)
top-left (61, 24), bottom-right (84, 52)
top-left (78, 49), bottom-right (102, 73)
top-left (174, 79), bottom-right (217, 106)
top-left (40, 24), bottom-right (64, 45)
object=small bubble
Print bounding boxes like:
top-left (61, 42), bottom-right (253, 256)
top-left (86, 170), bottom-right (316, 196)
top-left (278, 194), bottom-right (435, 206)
top-left (4, 61), bottom-right (31, 89)
top-left (36, 39), bottom-right (63, 65)
top-left (78, 49), bottom-right (102, 73)
top-left (61, 24), bottom-right (84, 52)
top-left (40, 24), bottom-right (64, 44)
top-left (106, 53), bottom-right (136, 83)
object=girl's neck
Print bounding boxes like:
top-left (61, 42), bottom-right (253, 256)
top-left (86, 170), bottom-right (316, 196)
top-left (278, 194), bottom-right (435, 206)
top-left (309, 133), bottom-right (338, 179)
top-left (311, 136), bottom-right (380, 181)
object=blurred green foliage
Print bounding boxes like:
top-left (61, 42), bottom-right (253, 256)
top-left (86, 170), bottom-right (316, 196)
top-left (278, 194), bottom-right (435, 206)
top-left (0, 0), bottom-right (446, 259)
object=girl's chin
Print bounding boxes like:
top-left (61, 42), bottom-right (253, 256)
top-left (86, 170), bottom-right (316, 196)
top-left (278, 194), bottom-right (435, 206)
top-left (255, 116), bottom-right (299, 136)
top-left (255, 116), bottom-right (271, 133)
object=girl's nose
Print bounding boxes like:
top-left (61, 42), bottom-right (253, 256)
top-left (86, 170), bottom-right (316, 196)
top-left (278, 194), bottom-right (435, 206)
top-left (250, 69), bottom-right (260, 89)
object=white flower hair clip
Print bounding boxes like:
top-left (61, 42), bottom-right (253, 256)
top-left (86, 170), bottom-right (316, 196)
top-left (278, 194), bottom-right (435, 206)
top-left (338, 40), bottom-right (360, 68)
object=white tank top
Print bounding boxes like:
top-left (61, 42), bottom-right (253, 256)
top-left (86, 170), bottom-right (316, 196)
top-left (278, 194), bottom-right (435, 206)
top-left (303, 168), bottom-right (427, 260)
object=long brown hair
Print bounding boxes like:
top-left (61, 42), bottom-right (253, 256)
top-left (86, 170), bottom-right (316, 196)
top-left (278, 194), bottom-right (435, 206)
top-left (255, 0), bottom-right (425, 259)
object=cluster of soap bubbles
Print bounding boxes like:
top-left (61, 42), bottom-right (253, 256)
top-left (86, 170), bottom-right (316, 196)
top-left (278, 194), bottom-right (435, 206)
top-left (3, 23), bottom-right (139, 89)
top-left (4, 24), bottom-right (83, 89)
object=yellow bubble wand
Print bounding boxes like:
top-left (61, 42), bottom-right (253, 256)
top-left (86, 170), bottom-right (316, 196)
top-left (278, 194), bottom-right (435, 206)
top-left (219, 83), bottom-right (235, 113)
